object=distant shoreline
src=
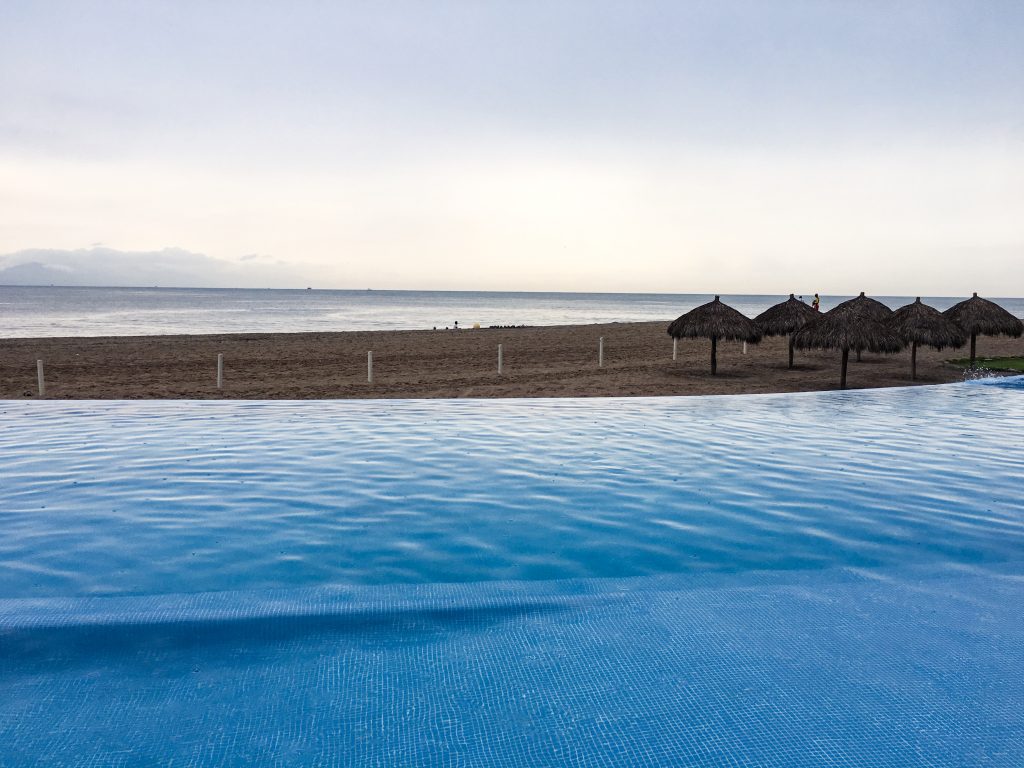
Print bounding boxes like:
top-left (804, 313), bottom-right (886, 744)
top-left (2, 322), bottom-right (1020, 400)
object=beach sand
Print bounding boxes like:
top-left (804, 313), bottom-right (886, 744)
top-left (1, 322), bottom-right (1019, 399)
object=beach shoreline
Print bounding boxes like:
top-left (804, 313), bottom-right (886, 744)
top-left (1, 321), bottom-right (1020, 400)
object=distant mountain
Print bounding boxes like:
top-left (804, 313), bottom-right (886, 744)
top-left (0, 247), bottom-right (311, 288)
top-left (0, 261), bottom-right (80, 286)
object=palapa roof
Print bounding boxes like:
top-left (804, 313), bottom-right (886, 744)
top-left (831, 292), bottom-right (893, 322)
top-left (888, 298), bottom-right (967, 350)
top-left (943, 293), bottom-right (1023, 337)
top-left (667, 295), bottom-right (762, 342)
top-left (792, 304), bottom-right (904, 354)
top-left (754, 294), bottom-right (818, 337)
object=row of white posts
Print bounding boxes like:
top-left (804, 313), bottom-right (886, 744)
top-left (370, 339), bottom-right (604, 383)
top-left (31, 336), bottom-right (746, 395)
top-left (32, 356), bottom-right (228, 398)
top-left (669, 339), bottom-right (744, 359)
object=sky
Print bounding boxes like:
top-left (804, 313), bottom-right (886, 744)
top-left (1, 0), bottom-right (1022, 294)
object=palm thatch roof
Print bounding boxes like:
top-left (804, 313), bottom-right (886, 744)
top-left (792, 306), bottom-right (904, 388)
top-left (832, 292), bottom-right (893, 322)
top-left (943, 293), bottom-right (1023, 337)
top-left (888, 298), bottom-right (967, 350)
top-left (754, 294), bottom-right (818, 336)
top-left (667, 296), bottom-right (762, 342)
top-left (667, 296), bottom-right (761, 375)
top-left (792, 309), bottom-right (904, 354)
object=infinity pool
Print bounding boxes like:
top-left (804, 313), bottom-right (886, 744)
top-left (2, 378), bottom-right (1023, 766)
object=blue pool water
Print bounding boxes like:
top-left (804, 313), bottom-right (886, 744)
top-left (2, 378), bottom-right (1023, 766)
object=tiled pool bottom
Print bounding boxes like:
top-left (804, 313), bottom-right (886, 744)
top-left (4, 565), bottom-right (1023, 767)
top-left (2, 378), bottom-right (1023, 766)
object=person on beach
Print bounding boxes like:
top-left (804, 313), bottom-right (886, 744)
top-left (812, 293), bottom-right (820, 311)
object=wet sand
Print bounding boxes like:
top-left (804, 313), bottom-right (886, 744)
top-left (0, 322), bottom-right (1019, 399)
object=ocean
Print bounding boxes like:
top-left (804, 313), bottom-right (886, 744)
top-left (1, 285), bottom-right (1022, 338)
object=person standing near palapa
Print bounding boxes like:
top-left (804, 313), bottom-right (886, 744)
top-left (812, 293), bottom-right (820, 312)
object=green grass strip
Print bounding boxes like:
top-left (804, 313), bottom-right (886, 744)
top-left (948, 356), bottom-right (1024, 372)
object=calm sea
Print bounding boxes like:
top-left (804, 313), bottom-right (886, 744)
top-left (1, 286), bottom-right (1022, 338)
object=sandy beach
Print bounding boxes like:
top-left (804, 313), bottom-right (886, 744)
top-left (1, 322), bottom-right (1019, 399)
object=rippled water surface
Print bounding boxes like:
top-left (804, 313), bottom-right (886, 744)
top-left (2, 378), bottom-right (1022, 599)
top-left (3, 380), bottom-right (1024, 767)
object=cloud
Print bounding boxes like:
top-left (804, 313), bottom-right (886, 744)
top-left (1, 3), bottom-right (1021, 295)
top-left (0, 247), bottom-right (313, 288)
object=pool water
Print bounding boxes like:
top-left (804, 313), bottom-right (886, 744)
top-left (2, 378), bottom-right (1023, 766)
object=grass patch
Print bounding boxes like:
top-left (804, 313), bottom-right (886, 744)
top-left (948, 356), bottom-right (1024, 372)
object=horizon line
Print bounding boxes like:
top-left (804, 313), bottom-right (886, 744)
top-left (0, 283), bottom-right (1015, 300)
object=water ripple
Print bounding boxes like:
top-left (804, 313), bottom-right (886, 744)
top-left (1, 378), bottom-right (1022, 598)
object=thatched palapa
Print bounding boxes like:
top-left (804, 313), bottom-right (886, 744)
top-left (943, 292), bottom-right (1023, 366)
top-left (832, 292), bottom-right (893, 361)
top-left (754, 294), bottom-right (818, 369)
top-left (888, 298), bottom-right (967, 380)
top-left (792, 304), bottom-right (904, 389)
top-left (667, 295), bottom-right (762, 375)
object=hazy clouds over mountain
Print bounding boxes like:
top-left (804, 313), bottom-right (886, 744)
top-left (0, 247), bottom-right (313, 288)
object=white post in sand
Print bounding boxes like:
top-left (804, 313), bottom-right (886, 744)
top-left (216, 354), bottom-right (224, 389)
top-left (497, 344), bottom-right (503, 375)
top-left (672, 338), bottom-right (677, 361)
top-left (599, 337), bottom-right (604, 368)
top-left (742, 341), bottom-right (747, 355)
top-left (367, 351), bottom-right (373, 384)
top-left (36, 360), bottom-right (45, 397)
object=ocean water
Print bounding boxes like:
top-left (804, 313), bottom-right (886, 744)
top-left (1, 379), bottom-right (1023, 765)
top-left (2, 285), bottom-right (1022, 338)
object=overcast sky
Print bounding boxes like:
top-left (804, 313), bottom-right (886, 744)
top-left (1, 1), bottom-right (1022, 293)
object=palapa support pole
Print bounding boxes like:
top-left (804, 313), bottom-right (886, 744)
top-left (856, 349), bottom-right (862, 362)
top-left (742, 341), bottom-right (747, 355)
top-left (497, 344), bottom-right (503, 375)
top-left (970, 333), bottom-right (977, 367)
top-left (672, 338), bottom-right (677, 361)
top-left (598, 337), bottom-right (604, 368)
top-left (36, 360), bottom-right (45, 397)
top-left (367, 351), bottom-right (373, 384)
top-left (788, 335), bottom-right (795, 369)
top-left (840, 348), bottom-right (849, 389)
top-left (911, 341), bottom-right (918, 380)
top-left (711, 337), bottom-right (718, 375)
top-left (216, 354), bottom-right (223, 389)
